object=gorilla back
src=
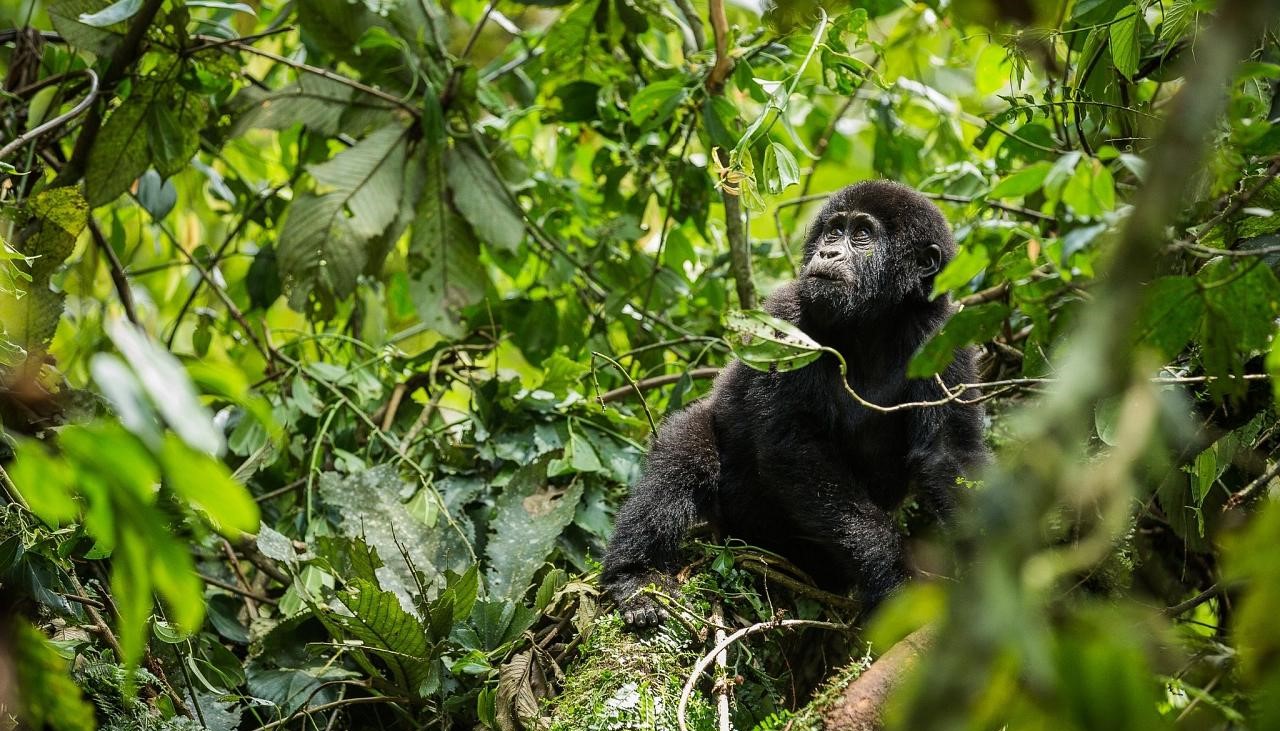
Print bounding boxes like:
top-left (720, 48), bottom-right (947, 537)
top-left (602, 181), bottom-right (989, 628)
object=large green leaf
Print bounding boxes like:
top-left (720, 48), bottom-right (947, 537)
top-left (409, 141), bottom-right (488, 337)
top-left (48, 0), bottom-right (124, 56)
top-left (445, 141), bottom-right (526, 252)
top-left (327, 578), bottom-right (435, 697)
top-left (307, 124), bottom-right (409, 238)
top-left (84, 84), bottom-right (152, 207)
top-left (1133, 276), bottom-right (1205, 360)
top-left (14, 622), bottom-right (95, 731)
top-left (318, 466), bottom-right (470, 597)
top-left (1109, 6), bottom-right (1140, 80)
top-left (277, 192), bottom-right (367, 314)
top-left (230, 77), bottom-right (355, 136)
top-left (485, 459), bottom-right (583, 603)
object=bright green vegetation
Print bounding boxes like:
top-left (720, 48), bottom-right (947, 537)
top-left (2, 0), bottom-right (1280, 729)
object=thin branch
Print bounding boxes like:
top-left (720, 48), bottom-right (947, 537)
top-left (87, 218), bottom-right (140, 325)
top-left (1163, 584), bottom-right (1222, 617)
top-left (198, 572), bottom-right (279, 606)
top-left (0, 69), bottom-right (98, 161)
top-left (1222, 460), bottom-right (1280, 512)
top-left (251, 695), bottom-right (410, 731)
top-left (592, 352), bottom-right (658, 433)
top-left (707, 0), bottom-right (734, 93)
top-left (598, 367), bottom-right (720, 403)
top-left (678, 617), bottom-right (848, 731)
top-left (202, 38), bottom-right (419, 115)
top-left (672, 0), bottom-right (707, 52)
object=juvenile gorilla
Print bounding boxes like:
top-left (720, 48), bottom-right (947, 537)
top-left (602, 181), bottom-right (989, 628)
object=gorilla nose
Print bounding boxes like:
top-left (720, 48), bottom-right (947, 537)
top-left (817, 246), bottom-right (846, 261)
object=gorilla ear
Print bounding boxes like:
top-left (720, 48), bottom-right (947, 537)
top-left (917, 244), bottom-right (943, 277)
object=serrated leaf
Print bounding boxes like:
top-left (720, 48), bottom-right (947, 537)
top-left (409, 141), bottom-right (488, 337)
top-left (329, 578), bottom-right (433, 697)
top-left (445, 142), bottom-right (525, 252)
top-left (277, 193), bottom-right (366, 314)
top-left (723, 309), bottom-right (825, 373)
top-left (1109, 7), bottom-right (1140, 80)
top-left (485, 460), bottom-right (583, 603)
top-left (319, 466), bottom-right (469, 598)
top-left (308, 125), bottom-right (408, 238)
top-left (908, 303), bottom-right (1008, 378)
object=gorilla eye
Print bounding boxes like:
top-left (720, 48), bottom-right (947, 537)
top-left (826, 219), bottom-right (847, 239)
top-left (851, 225), bottom-right (872, 242)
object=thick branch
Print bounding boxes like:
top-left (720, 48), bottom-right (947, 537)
top-left (822, 626), bottom-right (937, 731)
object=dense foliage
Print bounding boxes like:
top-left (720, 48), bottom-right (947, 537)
top-left (2, 0), bottom-right (1280, 728)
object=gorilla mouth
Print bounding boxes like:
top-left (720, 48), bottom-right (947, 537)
top-left (805, 264), bottom-right (853, 284)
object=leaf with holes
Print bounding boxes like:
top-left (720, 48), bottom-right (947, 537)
top-left (723, 309), bottom-right (825, 373)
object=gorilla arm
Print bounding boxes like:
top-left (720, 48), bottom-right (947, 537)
top-left (600, 399), bottom-right (719, 628)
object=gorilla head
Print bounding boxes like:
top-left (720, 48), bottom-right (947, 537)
top-left (798, 180), bottom-right (955, 325)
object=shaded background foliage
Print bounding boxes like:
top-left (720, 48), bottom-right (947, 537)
top-left (1, 0), bottom-right (1280, 728)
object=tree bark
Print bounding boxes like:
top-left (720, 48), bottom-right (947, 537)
top-left (821, 626), bottom-right (936, 731)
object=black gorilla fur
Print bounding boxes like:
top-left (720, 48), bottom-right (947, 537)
top-left (602, 180), bottom-right (989, 628)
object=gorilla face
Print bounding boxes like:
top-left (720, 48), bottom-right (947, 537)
top-left (798, 181), bottom-right (955, 325)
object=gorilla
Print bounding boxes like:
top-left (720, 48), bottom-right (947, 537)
top-left (602, 180), bottom-right (989, 628)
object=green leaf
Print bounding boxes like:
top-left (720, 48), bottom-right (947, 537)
top-left (445, 141), bottom-right (526, 252)
top-left (1109, 7), bottom-right (1140, 80)
top-left (85, 84), bottom-right (152, 207)
top-left (931, 245), bottom-right (990, 298)
top-left (328, 578), bottom-right (434, 697)
top-left (319, 466), bottom-right (467, 595)
top-left (409, 141), bottom-right (488, 337)
top-left (723, 309), bottom-right (825, 373)
top-left (49, 0), bottom-right (124, 56)
top-left (14, 622), bottom-right (95, 731)
top-left (485, 459), bottom-right (583, 602)
top-left (146, 90), bottom-right (208, 179)
top-left (107, 319), bottom-right (223, 455)
top-left (629, 78), bottom-right (688, 126)
top-left (1134, 276), bottom-right (1204, 360)
top-left (763, 142), bottom-right (800, 194)
top-left (77, 0), bottom-right (140, 26)
top-left (159, 435), bottom-right (259, 537)
top-left (277, 192), bottom-right (367, 314)
top-left (989, 161), bottom-right (1051, 198)
top-left (908, 303), bottom-right (1008, 378)
top-left (308, 124), bottom-right (409, 238)
top-left (230, 77), bottom-right (355, 136)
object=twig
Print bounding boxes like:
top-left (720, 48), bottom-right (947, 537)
top-left (707, 0), bottom-right (734, 93)
top-left (597, 367), bottom-right (720, 403)
top-left (737, 558), bottom-right (861, 611)
top-left (0, 69), bottom-right (98, 161)
top-left (1222, 460), bottom-right (1280, 512)
top-left (710, 600), bottom-right (731, 731)
top-left (592, 351), bottom-right (657, 432)
top-left (678, 617), bottom-right (848, 731)
top-left (203, 38), bottom-right (418, 115)
top-left (220, 539), bottom-right (260, 617)
top-left (1163, 584), bottom-right (1222, 617)
top-left (254, 478), bottom-right (306, 503)
top-left (251, 695), bottom-right (410, 731)
top-left (198, 572), bottom-right (279, 606)
top-left (86, 219), bottom-right (140, 325)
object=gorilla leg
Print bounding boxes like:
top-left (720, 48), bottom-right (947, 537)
top-left (602, 400), bottom-right (718, 628)
top-left (794, 486), bottom-right (908, 608)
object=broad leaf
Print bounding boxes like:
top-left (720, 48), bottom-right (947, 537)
top-left (723, 309), bottom-right (825, 373)
top-left (445, 141), bottom-right (525, 252)
top-left (486, 459), bottom-right (583, 603)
